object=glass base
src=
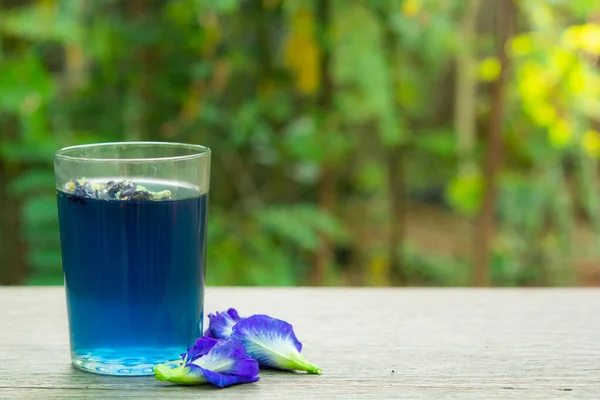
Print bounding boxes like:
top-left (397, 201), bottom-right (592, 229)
top-left (71, 348), bottom-right (182, 376)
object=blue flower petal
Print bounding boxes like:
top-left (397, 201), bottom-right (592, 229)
top-left (191, 338), bottom-right (260, 387)
top-left (207, 308), bottom-right (244, 339)
top-left (156, 338), bottom-right (259, 387)
top-left (183, 336), bottom-right (218, 362)
top-left (200, 367), bottom-right (259, 388)
top-left (232, 315), bottom-right (321, 374)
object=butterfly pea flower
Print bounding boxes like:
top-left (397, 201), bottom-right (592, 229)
top-left (64, 178), bottom-right (173, 201)
top-left (232, 314), bottom-right (322, 374)
top-left (205, 308), bottom-right (244, 339)
top-left (74, 181), bottom-right (95, 198)
top-left (154, 337), bottom-right (259, 387)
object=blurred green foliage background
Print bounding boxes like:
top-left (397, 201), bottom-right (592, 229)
top-left (2, 0), bottom-right (600, 287)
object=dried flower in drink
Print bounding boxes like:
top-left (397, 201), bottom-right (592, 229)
top-left (63, 178), bottom-right (173, 201)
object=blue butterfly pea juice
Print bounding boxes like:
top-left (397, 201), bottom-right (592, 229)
top-left (57, 178), bottom-right (207, 375)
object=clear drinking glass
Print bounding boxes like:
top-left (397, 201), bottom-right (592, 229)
top-left (54, 142), bottom-right (210, 376)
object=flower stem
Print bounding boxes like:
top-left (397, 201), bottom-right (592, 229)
top-left (291, 353), bottom-right (322, 374)
top-left (154, 364), bottom-right (175, 381)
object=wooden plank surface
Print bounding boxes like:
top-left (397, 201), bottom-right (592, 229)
top-left (0, 287), bottom-right (599, 399)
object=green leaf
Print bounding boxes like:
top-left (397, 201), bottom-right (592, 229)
top-left (23, 226), bottom-right (62, 247)
top-left (0, 54), bottom-right (54, 113)
top-left (8, 169), bottom-right (55, 196)
top-left (402, 246), bottom-right (470, 287)
top-left (0, 4), bottom-right (83, 44)
top-left (414, 129), bottom-right (456, 157)
top-left (255, 204), bottom-right (345, 251)
top-left (28, 249), bottom-right (62, 273)
top-left (22, 197), bottom-right (59, 227)
top-left (446, 173), bottom-right (483, 216)
top-left (333, 2), bottom-right (402, 144)
top-left (195, 0), bottom-right (241, 13)
top-left (1, 139), bottom-right (57, 163)
top-left (283, 117), bottom-right (325, 162)
top-left (26, 273), bottom-right (64, 286)
top-left (356, 161), bottom-right (386, 194)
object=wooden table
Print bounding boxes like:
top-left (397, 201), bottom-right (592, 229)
top-left (0, 287), bottom-right (598, 399)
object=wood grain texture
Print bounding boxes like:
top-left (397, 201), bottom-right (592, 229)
top-left (0, 287), bottom-right (599, 399)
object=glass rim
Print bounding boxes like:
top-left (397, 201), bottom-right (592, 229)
top-left (54, 141), bottom-right (211, 163)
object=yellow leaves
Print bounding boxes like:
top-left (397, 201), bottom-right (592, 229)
top-left (581, 96), bottom-right (600, 120)
top-left (583, 130), bottom-right (600, 157)
top-left (517, 61), bottom-right (551, 101)
top-left (567, 69), bottom-right (585, 94)
top-left (284, 8), bottom-right (320, 95)
top-left (510, 34), bottom-right (533, 57)
top-left (549, 48), bottom-right (577, 79)
top-left (478, 57), bottom-right (501, 81)
top-left (528, 2), bottom-right (554, 30)
top-left (529, 103), bottom-right (556, 127)
top-left (367, 255), bottom-right (389, 286)
top-left (582, 73), bottom-right (600, 99)
top-left (563, 23), bottom-right (600, 54)
top-left (515, 45), bottom-right (598, 152)
top-left (548, 119), bottom-right (571, 148)
top-left (402, 0), bottom-right (422, 17)
top-left (512, 10), bottom-right (600, 155)
top-left (562, 26), bottom-right (580, 48)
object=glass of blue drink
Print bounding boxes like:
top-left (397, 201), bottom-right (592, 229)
top-left (54, 142), bottom-right (210, 376)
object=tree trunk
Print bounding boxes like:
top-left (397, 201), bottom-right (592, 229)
top-left (0, 138), bottom-right (28, 285)
top-left (455, 0), bottom-right (481, 176)
top-left (473, 0), bottom-right (514, 287)
top-left (0, 168), bottom-right (28, 285)
top-left (0, 6), bottom-right (28, 285)
top-left (312, 0), bottom-right (335, 286)
top-left (126, 0), bottom-right (155, 141)
top-left (387, 147), bottom-right (407, 285)
top-left (379, 6), bottom-right (408, 285)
